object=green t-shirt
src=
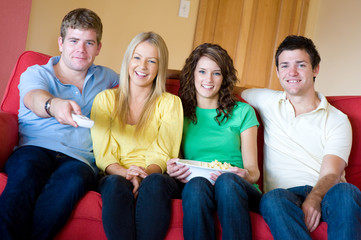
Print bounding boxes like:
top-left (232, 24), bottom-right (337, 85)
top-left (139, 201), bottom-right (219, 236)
top-left (182, 101), bottom-right (259, 168)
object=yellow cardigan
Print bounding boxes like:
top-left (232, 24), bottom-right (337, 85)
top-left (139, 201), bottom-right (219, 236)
top-left (90, 89), bottom-right (183, 173)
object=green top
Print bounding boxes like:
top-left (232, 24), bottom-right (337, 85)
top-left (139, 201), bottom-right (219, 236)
top-left (183, 101), bottom-right (259, 168)
top-left (182, 101), bottom-right (261, 191)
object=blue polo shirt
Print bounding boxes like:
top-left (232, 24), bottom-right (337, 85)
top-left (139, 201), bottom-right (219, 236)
top-left (18, 56), bottom-right (119, 174)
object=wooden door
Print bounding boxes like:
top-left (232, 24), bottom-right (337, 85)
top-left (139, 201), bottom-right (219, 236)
top-left (193, 0), bottom-right (310, 90)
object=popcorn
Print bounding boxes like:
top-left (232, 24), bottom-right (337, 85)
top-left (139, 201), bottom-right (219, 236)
top-left (207, 160), bottom-right (232, 170)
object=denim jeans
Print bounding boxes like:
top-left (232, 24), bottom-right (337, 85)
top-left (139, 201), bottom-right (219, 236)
top-left (182, 172), bottom-right (262, 240)
top-left (0, 145), bottom-right (96, 240)
top-left (99, 173), bottom-right (180, 240)
top-left (260, 183), bottom-right (361, 240)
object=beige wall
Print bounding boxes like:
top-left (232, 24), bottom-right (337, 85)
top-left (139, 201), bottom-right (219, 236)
top-left (26, 0), bottom-right (200, 73)
top-left (25, 0), bottom-right (360, 96)
top-left (305, 0), bottom-right (360, 96)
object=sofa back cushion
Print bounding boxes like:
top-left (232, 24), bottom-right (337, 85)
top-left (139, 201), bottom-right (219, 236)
top-left (1, 51), bottom-right (51, 115)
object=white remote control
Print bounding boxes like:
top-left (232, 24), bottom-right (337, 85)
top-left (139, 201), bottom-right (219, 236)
top-left (72, 113), bottom-right (94, 128)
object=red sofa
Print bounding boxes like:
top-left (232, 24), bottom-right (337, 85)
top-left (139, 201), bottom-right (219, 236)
top-left (1, 51), bottom-right (361, 239)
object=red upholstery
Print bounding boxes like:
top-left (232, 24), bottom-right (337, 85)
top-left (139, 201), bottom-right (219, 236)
top-left (1, 51), bottom-right (50, 115)
top-left (1, 51), bottom-right (360, 239)
top-left (0, 112), bottom-right (17, 170)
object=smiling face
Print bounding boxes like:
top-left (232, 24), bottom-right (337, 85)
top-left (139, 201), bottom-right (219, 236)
top-left (277, 49), bottom-right (319, 98)
top-left (194, 56), bottom-right (223, 108)
top-left (58, 27), bottom-right (101, 73)
top-left (128, 41), bottom-right (159, 91)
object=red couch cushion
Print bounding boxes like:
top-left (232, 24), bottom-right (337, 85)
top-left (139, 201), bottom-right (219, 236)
top-left (0, 112), bottom-right (18, 170)
top-left (1, 51), bottom-right (51, 115)
top-left (165, 78), bottom-right (180, 96)
top-left (54, 191), bottom-right (106, 240)
top-left (0, 173), bottom-right (7, 193)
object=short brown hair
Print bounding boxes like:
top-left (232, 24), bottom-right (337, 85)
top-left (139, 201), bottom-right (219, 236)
top-left (60, 8), bottom-right (103, 44)
top-left (275, 35), bottom-right (321, 70)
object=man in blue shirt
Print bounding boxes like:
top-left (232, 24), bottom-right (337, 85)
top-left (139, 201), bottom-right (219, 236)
top-left (0, 8), bottom-right (118, 240)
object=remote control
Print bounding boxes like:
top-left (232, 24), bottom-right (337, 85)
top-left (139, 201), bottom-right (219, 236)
top-left (72, 113), bottom-right (94, 128)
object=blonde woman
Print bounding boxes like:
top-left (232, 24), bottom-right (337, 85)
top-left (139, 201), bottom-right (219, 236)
top-left (91, 32), bottom-right (183, 240)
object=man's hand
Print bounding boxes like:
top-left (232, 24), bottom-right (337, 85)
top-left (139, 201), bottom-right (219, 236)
top-left (301, 155), bottom-right (346, 232)
top-left (50, 98), bottom-right (81, 127)
top-left (302, 193), bottom-right (322, 232)
top-left (23, 89), bottom-right (82, 127)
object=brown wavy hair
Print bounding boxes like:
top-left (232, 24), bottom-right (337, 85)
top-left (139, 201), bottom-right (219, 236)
top-left (179, 43), bottom-right (238, 125)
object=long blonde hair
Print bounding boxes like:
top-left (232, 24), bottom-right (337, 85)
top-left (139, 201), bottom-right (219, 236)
top-left (113, 32), bottom-right (169, 133)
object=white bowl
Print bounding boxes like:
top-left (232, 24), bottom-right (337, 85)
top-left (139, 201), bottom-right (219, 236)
top-left (176, 159), bottom-right (229, 184)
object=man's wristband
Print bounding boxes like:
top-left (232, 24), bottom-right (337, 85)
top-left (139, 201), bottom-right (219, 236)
top-left (44, 97), bottom-right (54, 117)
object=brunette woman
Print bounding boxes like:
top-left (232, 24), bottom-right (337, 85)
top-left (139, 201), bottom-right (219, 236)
top-left (167, 43), bottom-right (261, 240)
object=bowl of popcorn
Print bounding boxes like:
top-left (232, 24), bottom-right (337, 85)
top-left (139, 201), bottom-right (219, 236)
top-left (176, 159), bottom-right (232, 184)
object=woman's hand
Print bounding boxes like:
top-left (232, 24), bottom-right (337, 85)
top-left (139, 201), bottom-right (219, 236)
top-left (129, 176), bottom-right (142, 198)
top-left (209, 171), bottom-right (222, 183)
top-left (126, 165), bottom-right (147, 180)
top-left (228, 167), bottom-right (250, 180)
top-left (167, 158), bottom-right (191, 183)
top-left (126, 165), bottom-right (148, 197)
top-left (209, 167), bottom-right (250, 183)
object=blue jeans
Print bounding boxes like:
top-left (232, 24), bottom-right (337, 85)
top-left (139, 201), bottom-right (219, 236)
top-left (260, 183), bottom-right (361, 240)
top-left (182, 173), bottom-right (262, 240)
top-left (0, 146), bottom-right (96, 240)
top-left (99, 173), bottom-right (180, 240)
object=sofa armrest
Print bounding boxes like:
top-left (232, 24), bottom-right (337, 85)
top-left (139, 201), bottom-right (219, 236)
top-left (0, 111), bottom-right (18, 171)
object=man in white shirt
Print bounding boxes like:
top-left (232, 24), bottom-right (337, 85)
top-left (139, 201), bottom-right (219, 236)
top-left (242, 35), bottom-right (361, 239)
